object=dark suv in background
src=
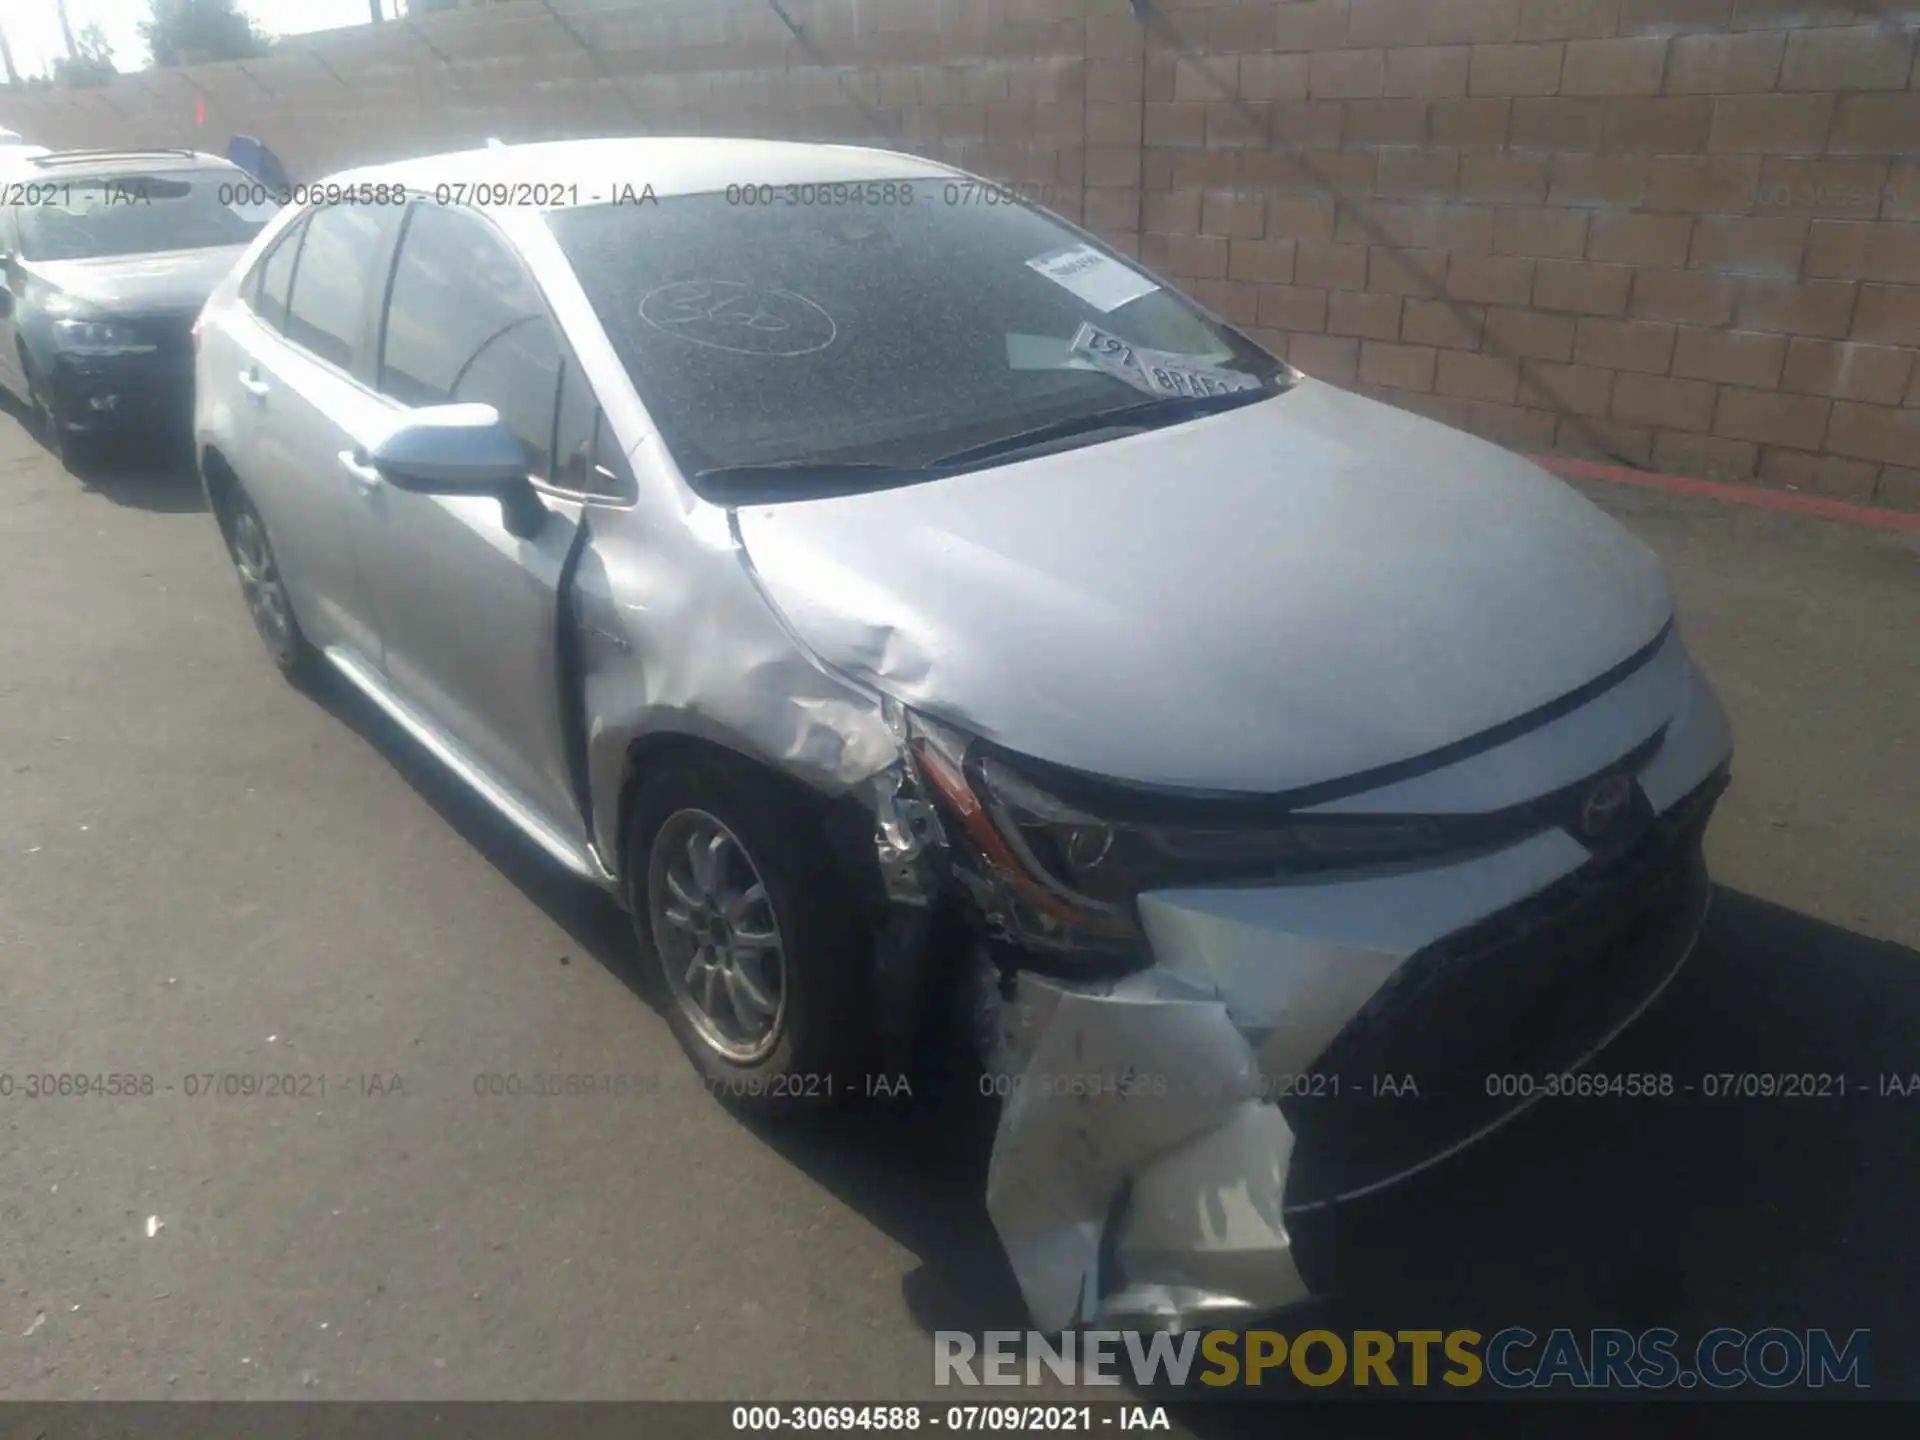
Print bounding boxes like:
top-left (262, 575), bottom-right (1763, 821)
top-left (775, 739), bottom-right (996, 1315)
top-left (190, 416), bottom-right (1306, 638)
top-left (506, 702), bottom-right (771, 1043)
top-left (0, 148), bottom-right (276, 469)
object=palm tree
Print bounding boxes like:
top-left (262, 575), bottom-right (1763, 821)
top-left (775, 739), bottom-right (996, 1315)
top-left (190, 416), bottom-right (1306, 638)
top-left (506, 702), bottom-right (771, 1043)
top-left (56, 0), bottom-right (80, 60)
top-left (0, 24), bottom-right (21, 86)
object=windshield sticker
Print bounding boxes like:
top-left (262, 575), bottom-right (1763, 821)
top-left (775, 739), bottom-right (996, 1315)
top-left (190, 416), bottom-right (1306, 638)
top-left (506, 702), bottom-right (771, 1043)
top-left (638, 280), bottom-right (837, 357)
top-left (1070, 322), bottom-right (1262, 399)
top-left (1004, 332), bottom-right (1108, 374)
top-left (227, 197), bottom-right (280, 223)
top-left (1025, 244), bottom-right (1159, 313)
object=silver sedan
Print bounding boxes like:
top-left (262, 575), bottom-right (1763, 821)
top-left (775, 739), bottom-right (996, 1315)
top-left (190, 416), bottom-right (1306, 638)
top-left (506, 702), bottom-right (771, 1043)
top-left (193, 137), bottom-right (1734, 1333)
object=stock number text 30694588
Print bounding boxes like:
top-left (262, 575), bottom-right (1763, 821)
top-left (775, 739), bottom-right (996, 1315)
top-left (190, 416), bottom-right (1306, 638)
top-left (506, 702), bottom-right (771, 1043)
top-left (725, 181), bottom-right (919, 207)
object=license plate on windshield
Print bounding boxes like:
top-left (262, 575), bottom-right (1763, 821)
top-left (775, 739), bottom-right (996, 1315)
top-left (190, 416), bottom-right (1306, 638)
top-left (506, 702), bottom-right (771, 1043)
top-left (1069, 322), bottom-right (1260, 399)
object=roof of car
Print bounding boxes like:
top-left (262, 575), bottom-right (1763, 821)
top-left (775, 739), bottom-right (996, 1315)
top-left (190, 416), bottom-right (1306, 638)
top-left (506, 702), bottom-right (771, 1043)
top-left (331, 137), bottom-right (964, 208)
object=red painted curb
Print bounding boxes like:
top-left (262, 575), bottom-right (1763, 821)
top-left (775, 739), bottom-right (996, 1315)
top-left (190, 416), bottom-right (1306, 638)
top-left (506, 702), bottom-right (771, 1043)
top-left (1530, 454), bottom-right (1920, 535)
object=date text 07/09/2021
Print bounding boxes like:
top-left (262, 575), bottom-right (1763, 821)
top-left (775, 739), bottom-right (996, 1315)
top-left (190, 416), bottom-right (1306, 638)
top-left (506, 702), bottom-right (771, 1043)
top-left (729, 1406), bottom-right (1170, 1433)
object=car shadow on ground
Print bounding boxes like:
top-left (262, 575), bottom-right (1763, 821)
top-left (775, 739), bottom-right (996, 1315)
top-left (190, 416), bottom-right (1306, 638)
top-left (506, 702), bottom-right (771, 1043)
top-left (305, 665), bottom-right (641, 982)
top-left (0, 395), bottom-right (207, 513)
top-left (293, 668), bottom-right (1920, 1400)
top-left (1165, 889), bottom-right (1920, 1417)
top-left (64, 437), bottom-right (208, 513)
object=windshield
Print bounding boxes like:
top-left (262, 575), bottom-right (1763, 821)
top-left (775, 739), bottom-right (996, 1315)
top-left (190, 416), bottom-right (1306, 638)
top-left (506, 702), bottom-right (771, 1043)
top-left (544, 181), bottom-right (1289, 497)
top-left (16, 170), bottom-right (273, 262)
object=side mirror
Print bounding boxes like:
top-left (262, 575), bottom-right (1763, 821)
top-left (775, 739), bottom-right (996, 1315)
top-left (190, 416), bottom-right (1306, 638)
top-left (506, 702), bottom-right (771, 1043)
top-left (368, 404), bottom-right (547, 537)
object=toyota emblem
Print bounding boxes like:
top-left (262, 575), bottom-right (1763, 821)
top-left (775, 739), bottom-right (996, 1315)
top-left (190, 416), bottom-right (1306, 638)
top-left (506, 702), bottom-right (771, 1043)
top-left (1579, 774), bottom-right (1634, 838)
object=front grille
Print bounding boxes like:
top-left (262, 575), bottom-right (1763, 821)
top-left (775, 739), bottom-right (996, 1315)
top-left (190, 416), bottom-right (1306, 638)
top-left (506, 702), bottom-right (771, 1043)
top-left (1280, 767), bottom-right (1726, 1209)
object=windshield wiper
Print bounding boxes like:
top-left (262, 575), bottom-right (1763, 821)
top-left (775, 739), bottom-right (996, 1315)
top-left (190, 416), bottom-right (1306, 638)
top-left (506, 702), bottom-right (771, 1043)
top-left (691, 384), bottom-right (1280, 499)
top-left (924, 385), bottom-right (1275, 469)
top-left (694, 459), bottom-right (912, 483)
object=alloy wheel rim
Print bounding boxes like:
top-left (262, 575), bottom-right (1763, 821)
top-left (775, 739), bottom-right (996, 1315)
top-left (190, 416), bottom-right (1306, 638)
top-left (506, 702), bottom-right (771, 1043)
top-left (649, 808), bottom-right (787, 1064)
top-left (231, 511), bottom-right (292, 657)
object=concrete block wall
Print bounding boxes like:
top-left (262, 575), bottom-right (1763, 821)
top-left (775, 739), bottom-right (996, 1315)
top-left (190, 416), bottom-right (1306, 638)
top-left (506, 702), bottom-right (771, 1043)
top-left (2, 0), bottom-right (1916, 505)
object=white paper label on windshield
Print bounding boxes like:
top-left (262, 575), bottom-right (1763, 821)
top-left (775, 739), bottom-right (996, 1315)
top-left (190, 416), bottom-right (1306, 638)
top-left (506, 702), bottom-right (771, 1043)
top-left (1069, 322), bottom-right (1262, 399)
top-left (227, 198), bottom-right (281, 223)
top-left (1026, 244), bottom-right (1159, 313)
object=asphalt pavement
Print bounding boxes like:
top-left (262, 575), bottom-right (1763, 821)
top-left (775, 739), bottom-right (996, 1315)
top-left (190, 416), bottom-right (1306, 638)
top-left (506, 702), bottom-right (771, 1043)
top-left (0, 405), bottom-right (1914, 1401)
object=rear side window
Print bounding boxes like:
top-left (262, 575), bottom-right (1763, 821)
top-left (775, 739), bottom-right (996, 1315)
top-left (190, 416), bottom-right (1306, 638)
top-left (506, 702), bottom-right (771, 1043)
top-left (249, 219), bottom-right (304, 332)
top-left (283, 203), bottom-right (388, 371)
top-left (379, 203), bottom-right (562, 478)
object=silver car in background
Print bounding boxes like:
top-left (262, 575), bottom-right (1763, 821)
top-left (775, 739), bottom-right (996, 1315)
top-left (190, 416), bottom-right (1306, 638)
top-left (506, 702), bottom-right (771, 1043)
top-left (0, 127), bottom-right (50, 158)
top-left (192, 137), bottom-right (1733, 1333)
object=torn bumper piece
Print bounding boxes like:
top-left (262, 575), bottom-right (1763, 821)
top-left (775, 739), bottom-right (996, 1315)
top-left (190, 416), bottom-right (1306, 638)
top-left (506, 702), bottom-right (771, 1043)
top-left (978, 770), bottom-right (1724, 1335)
top-left (979, 968), bottom-right (1311, 1336)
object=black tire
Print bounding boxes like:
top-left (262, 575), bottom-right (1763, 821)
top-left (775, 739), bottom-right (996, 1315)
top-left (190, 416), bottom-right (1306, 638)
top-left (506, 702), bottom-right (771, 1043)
top-left (626, 755), bottom-right (868, 1117)
top-left (222, 483), bottom-right (320, 685)
top-left (23, 362), bottom-right (94, 475)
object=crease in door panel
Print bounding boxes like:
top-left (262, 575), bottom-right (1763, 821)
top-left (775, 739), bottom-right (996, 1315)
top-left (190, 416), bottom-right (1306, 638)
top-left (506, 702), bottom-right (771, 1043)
top-left (552, 508), bottom-right (601, 868)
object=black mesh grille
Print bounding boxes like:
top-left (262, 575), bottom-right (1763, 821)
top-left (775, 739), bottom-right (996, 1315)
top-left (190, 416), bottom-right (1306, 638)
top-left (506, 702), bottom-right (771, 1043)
top-left (1281, 767), bottom-right (1726, 1209)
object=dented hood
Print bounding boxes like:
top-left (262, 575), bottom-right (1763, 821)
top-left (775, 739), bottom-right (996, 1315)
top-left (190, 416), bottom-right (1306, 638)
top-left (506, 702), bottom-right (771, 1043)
top-left (733, 380), bottom-right (1672, 794)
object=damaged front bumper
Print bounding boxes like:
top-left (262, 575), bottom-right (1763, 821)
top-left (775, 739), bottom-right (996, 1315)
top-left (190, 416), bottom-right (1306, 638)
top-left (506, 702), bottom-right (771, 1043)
top-left (969, 746), bottom-right (1729, 1334)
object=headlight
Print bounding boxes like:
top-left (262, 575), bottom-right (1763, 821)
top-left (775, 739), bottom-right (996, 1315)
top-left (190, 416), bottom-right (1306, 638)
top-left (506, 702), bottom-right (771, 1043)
top-left (907, 714), bottom-right (1457, 952)
top-left (50, 316), bottom-right (157, 356)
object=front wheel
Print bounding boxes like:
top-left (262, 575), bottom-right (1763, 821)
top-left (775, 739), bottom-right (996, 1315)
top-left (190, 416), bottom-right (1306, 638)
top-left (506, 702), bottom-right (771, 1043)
top-left (24, 364), bottom-right (95, 474)
top-left (627, 757), bottom-right (868, 1116)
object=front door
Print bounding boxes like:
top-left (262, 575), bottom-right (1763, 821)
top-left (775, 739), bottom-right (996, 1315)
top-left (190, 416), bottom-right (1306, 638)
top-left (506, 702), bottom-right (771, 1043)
top-left (346, 200), bottom-right (588, 857)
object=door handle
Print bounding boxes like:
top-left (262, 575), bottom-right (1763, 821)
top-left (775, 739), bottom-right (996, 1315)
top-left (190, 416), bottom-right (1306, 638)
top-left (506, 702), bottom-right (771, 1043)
top-left (338, 448), bottom-right (382, 494)
top-left (237, 369), bottom-right (270, 400)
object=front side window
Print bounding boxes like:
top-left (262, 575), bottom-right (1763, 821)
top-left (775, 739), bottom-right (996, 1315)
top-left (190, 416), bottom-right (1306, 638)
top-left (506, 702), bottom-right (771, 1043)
top-left (283, 203), bottom-right (388, 371)
top-left (15, 168), bottom-right (273, 262)
top-left (379, 203), bottom-right (561, 478)
top-left (544, 181), bottom-right (1289, 501)
top-left (552, 355), bottom-right (629, 500)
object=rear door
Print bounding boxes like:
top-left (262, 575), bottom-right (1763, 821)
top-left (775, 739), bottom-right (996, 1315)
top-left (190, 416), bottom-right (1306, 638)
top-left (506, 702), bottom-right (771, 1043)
top-left (228, 201), bottom-right (401, 666)
top-left (209, 213), bottom-right (302, 549)
top-left (348, 199), bottom-right (592, 858)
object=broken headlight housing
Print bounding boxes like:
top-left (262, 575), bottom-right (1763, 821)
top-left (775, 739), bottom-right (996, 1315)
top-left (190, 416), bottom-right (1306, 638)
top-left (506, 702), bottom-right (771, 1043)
top-left (907, 714), bottom-right (1455, 960)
